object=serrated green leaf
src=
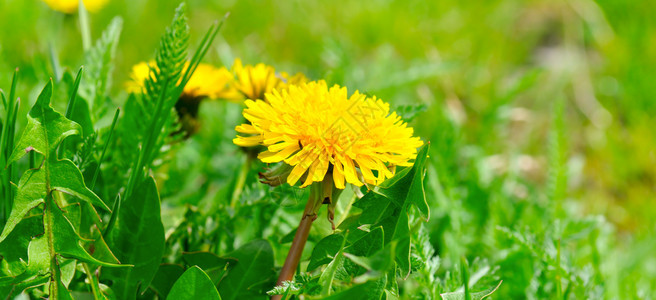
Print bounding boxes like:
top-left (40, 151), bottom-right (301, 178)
top-left (103, 176), bottom-right (165, 300)
top-left (122, 3), bottom-right (190, 201)
top-left (7, 80), bottom-right (80, 164)
top-left (0, 168), bottom-right (46, 243)
top-left (218, 240), bottom-right (275, 300)
top-left (81, 16), bottom-right (123, 112)
top-left (347, 227), bottom-right (384, 257)
top-left (167, 266), bottom-right (222, 300)
top-left (47, 196), bottom-right (122, 267)
top-left (376, 144), bottom-right (430, 219)
top-left (51, 260), bottom-right (74, 300)
top-left (307, 234), bottom-right (344, 271)
top-left (0, 158), bottom-right (109, 243)
top-left (344, 242), bottom-right (396, 283)
top-left (440, 281), bottom-right (503, 300)
top-left (0, 214), bottom-right (41, 277)
top-left (0, 227), bottom-right (50, 297)
top-left (351, 144), bottom-right (430, 278)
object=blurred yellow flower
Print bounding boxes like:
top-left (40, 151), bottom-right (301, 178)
top-left (42, 0), bottom-right (108, 14)
top-left (126, 61), bottom-right (240, 100)
top-left (126, 61), bottom-right (240, 136)
top-left (231, 58), bottom-right (308, 101)
top-left (234, 80), bottom-right (423, 189)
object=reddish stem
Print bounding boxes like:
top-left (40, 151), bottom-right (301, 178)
top-left (272, 192), bottom-right (319, 300)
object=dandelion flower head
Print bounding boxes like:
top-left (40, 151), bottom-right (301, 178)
top-left (231, 58), bottom-right (308, 101)
top-left (126, 61), bottom-right (239, 100)
top-left (42, 0), bottom-right (108, 13)
top-left (234, 80), bottom-right (423, 189)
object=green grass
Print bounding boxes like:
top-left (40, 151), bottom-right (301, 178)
top-left (0, 0), bottom-right (655, 299)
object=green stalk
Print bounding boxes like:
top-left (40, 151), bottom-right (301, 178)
top-left (557, 238), bottom-right (563, 299)
top-left (230, 153), bottom-right (253, 208)
top-left (1, 69), bottom-right (19, 226)
top-left (78, 0), bottom-right (92, 51)
top-left (461, 256), bottom-right (470, 300)
top-left (65, 67), bottom-right (84, 120)
top-left (49, 43), bottom-right (62, 81)
top-left (59, 67), bottom-right (84, 159)
top-left (90, 108), bottom-right (120, 189)
top-left (45, 195), bottom-right (61, 298)
top-left (124, 79), bottom-right (171, 200)
top-left (82, 263), bottom-right (105, 300)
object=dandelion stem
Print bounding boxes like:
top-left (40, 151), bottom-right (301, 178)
top-left (230, 151), bottom-right (254, 208)
top-left (272, 184), bottom-right (324, 300)
top-left (78, 0), bottom-right (92, 52)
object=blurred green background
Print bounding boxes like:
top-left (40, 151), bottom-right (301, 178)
top-left (0, 0), bottom-right (654, 297)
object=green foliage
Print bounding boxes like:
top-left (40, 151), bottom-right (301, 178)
top-left (0, 0), bottom-right (654, 298)
top-left (440, 281), bottom-right (502, 300)
top-left (103, 176), bottom-right (165, 299)
top-left (167, 266), bottom-right (222, 300)
top-left (80, 16), bottom-right (123, 115)
top-left (218, 240), bottom-right (275, 300)
top-left (0, 80), bottom-right (123, 299)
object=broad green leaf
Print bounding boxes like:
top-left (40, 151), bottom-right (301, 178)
top-left (79, 223), bottom-right (121, 266)
top-left (181, 251), bottom-right (236, 285)
top-left (440, 281), bottom-right (503, 300)
top-left (377, 143), bottom-right (430, 219)
top-left (308, 228), bottom-right (385, 277)
top-left (318, 233), bottom-right (348, 296)
top-left (347, 227), bottom-right (384, 257)
top-left (69, 97), bottom-right (94, 138)
top-left (322, 276), bottom-right (387, 300)
top-left (343, 227), bottom-right (385, 276)
top-left (218, 240), bottom-right (275, 300)
top-left (150, 264), bottom-right (185, 299)
top-left (393, 212), bottom-right (411, 277)
top-left (103, 176), bottom-right (165, 300)
top-left (7, 80), bottom-right (80, 164)
top-left (307, 234), bottom-right (344, 271)
top-left (352, 144), bottom-right (430, 278)
top-left (49, 159), bottom-right (109, 210)
top-left (59, 257), bottom-right (77, 288)
top-left (343, 242), bottom-right (396, 282)
top-left (181, 251), bottom-right (235, 270)
top-left (167, 266), bottom-right (221, 300)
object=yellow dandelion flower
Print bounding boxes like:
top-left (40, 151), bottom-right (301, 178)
top-left (126, 61), bottom-right (239, 100)
top-left (126, 61), bottom-right (240, 136)
top-left (233, 80), bottom-right (423, 189)
top-left (231, 58), bottom-right (308, 101)
top-left (42, 0), bottom-right (108, 14)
